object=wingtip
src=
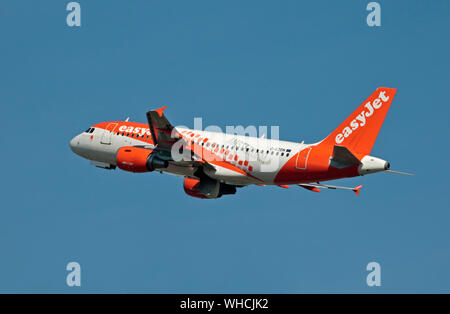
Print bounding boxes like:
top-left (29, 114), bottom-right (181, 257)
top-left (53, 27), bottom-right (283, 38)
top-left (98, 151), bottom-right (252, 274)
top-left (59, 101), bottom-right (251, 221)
top-left (353, 185), bottom-right (363, 196)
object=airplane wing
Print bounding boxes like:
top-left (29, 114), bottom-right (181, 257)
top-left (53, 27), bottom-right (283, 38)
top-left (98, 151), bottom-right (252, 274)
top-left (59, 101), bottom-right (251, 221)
top-left (298, 182), bottom-right (363, 195)
top-left (146, 106), bottom-right (183, 151)
top-left (145, 106), bottom-right (217, 172)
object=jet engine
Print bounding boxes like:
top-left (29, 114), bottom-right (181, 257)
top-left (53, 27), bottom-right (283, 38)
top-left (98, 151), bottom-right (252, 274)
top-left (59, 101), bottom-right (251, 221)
top-left (183, 177), bottom-right (237, 199)
top-left (116, 146), bottom-right (168, 173)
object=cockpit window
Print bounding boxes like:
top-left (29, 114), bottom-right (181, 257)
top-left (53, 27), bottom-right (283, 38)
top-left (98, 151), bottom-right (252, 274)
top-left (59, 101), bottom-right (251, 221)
top-left (85, 128), bottom-right (91, 133)
top-left (89, 128), bottom-right (95, 133)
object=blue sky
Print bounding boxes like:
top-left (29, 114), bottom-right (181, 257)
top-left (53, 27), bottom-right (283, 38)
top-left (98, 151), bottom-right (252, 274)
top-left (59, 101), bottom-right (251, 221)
top-left (0, 0), bottom-right (449, 293)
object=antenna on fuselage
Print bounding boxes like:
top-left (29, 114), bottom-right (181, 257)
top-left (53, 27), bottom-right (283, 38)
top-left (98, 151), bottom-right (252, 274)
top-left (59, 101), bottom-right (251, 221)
top-left (125, 117), bottom-right (130, 122)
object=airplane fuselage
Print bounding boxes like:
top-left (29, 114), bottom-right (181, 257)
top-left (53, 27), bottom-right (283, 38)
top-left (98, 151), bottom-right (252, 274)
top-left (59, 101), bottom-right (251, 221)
top-left (69, 88), bottom-right (400, 198)
top-left (70, 121), bottom-right (383, 187)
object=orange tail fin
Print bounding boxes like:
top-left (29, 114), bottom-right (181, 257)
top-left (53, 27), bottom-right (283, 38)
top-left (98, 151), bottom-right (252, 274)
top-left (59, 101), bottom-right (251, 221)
top-left (320, 87), bottom-right (397, 159)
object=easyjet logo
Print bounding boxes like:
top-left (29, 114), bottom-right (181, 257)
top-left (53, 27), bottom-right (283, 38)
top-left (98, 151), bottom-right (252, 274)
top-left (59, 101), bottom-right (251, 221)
top-left (118, 125), bottom-right (151, 136)
top-left (335, 91), bottom-right (390, 144)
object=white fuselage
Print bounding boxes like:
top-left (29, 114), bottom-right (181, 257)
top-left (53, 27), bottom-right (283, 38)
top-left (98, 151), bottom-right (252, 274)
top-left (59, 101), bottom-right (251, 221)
top-left (70, 124), bottom-right (309, 186)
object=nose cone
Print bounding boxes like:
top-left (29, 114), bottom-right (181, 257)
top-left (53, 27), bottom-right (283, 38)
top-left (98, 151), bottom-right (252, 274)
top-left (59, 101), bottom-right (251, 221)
top-left (70, 135), bottom-right (81, 155)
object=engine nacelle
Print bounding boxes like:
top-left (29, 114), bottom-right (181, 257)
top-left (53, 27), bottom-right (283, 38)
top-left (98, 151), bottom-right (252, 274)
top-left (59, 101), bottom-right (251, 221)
top-left (183, 177), bottom-right (237, 199)
top-left (184, 178), bottom-right (209, 199)
top-left (116, 146), bottom-right (168, 173)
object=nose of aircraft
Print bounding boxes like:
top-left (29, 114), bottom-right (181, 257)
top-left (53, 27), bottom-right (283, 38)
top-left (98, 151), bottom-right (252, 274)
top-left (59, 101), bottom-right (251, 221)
top-left (70, 135), bottom-right (80, 154)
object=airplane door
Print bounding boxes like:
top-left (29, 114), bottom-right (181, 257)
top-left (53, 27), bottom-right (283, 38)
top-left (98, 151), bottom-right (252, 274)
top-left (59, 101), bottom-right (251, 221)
top-left (295, 147), bottom-right (312, 170)
top-left (100, 123), bottom-right (118, 145)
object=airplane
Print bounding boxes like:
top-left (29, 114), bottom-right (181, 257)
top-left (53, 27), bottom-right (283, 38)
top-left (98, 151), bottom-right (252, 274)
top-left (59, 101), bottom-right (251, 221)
top-left (69, 87), bottom-right (412, 199)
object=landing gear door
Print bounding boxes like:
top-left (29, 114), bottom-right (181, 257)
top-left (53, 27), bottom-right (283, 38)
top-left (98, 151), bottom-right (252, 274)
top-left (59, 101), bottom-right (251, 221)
top-left (100, 123), bottom-right (118, 145)
top-left (295, 147), bottom-right (312, 170)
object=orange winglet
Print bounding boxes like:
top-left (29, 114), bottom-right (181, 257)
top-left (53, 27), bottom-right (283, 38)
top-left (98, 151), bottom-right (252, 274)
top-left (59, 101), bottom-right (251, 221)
top-left (154, 106), bottom-right (167, 117)
top-left (353, 185), bottom-right (363, 195)
top-left (278, 185), bottom-right (290, 189)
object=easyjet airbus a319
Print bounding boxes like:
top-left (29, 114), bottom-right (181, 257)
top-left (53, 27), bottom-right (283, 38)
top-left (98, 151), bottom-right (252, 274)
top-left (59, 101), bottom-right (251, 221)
top-left (70, 87), bottom-right (411, 199)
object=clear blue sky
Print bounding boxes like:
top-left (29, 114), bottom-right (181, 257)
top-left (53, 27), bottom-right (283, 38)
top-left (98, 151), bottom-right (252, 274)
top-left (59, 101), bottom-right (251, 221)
top-left (0, 0), bottom-right (449, 293)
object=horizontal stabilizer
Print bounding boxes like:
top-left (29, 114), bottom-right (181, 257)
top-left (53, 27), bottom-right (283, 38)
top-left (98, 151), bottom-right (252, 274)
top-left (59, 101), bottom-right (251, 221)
top-left (330, 145), bottom-right (361, 168)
